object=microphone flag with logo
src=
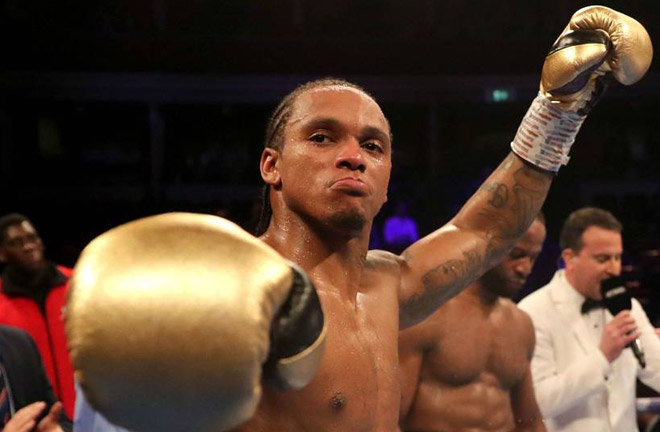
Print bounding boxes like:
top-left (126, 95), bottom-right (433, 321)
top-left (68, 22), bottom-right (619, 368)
top-left (601, 275), bottom-right (646, 369)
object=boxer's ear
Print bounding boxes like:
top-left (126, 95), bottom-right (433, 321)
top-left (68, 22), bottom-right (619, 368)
top-left (261, 148), bottom-right (281, 188)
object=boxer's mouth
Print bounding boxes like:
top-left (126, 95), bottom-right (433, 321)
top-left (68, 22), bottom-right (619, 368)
top-left (331, 177), bottom-right (368, 196)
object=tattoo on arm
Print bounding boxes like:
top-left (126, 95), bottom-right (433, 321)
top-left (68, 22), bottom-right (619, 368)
top-left (422, 249), bottom-right (483, 293)
top-left (401, 249), bottom-right (483, 327)
top-left (401, 155), bottom-right (551, 327)
top-left (476, 156), bottom-right (550, 262)
top-left (510, 164), bottom-right (548, 222)
top-left (482, 182), bottom-right (509, 209)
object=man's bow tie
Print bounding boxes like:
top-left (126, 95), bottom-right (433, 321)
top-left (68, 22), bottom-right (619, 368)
top-left (581, 298), bottom-right (604, 314)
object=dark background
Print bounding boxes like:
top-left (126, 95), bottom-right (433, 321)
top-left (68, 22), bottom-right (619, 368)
top-left (2, 0), bottom-right (660, 318)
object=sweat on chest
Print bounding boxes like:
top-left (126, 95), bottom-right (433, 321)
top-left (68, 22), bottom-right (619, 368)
top-left (301, 304), bottom-right (400, 415)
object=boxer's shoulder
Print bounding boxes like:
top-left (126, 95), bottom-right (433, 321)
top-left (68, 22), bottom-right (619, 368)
top-left (358, 250), bottom-right (403, 301)
top-left (497, 297), bottom-right (521, 315)
top-left (495, 298), bottom-right (531, 325)
top-left (366, 249), bottom-right (399, 263)
top-left (365, 249), bottom-right (404, 274)
top-left (494, 299), bottom-right (536, 351)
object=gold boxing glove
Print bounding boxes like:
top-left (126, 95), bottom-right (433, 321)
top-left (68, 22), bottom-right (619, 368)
top-left (542, 5), bottom-right (653, 114)
top-left (512, 6), bottom-right (652, 172)
top-left (66, 213), bottom-right (326, 432)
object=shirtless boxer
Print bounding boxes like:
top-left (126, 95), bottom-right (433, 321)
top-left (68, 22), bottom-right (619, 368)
top-left (399, 215), bottom-right (546, 432)
top-left (66, 6), bottom-right (652, 432)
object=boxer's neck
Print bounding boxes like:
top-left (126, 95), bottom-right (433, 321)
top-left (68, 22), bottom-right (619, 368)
top-left (466, 281), bottom-right (499, 308)
top-left (261, 212), bottom-right (370, 299)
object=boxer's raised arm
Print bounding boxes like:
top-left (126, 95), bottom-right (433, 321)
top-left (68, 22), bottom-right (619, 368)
top-left (398, 6), bottom-right (652, 329)
top-left (398, 155), bottom-right (550, 329)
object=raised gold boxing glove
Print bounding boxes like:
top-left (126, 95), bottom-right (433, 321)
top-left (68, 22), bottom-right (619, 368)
top-left (512, 6), bottom-right (652, 172)
top-left (66, 213), bottom-right (325, 432)
top-left (542, 6), bottom-right (653, 113)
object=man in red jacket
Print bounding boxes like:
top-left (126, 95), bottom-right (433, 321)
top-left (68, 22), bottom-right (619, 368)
top-left (0, 213), bottom-right (75, 419)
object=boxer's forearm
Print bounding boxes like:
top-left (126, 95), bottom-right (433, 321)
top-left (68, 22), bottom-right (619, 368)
top-left (452, 152), bottom-right (552, 268)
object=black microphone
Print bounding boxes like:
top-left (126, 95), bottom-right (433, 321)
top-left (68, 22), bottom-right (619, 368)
top-left (601, 275), bottom-right (646, 369)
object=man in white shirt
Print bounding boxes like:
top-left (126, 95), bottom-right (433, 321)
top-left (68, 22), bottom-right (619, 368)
top-left (519, 207), bottom-right (660, 432)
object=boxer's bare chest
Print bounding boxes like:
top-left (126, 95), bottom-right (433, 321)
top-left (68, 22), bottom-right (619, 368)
top-left (425, 300), bottom-right (528, 389)
top-left (243, 270), bottom-right (402, 432)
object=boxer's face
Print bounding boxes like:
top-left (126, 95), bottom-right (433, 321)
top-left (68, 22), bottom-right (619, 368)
top-left (263, 87), bottom-right (391, 232)
top-left (481, 219), bottom-right (546, 298)
top-left (0, 221), bottom-right (45, 272)
top-left (564, 226), bottom-right (622, 300)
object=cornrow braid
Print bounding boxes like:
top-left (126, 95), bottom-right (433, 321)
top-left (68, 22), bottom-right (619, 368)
top-left (264, 78), bottom-right (372, 150)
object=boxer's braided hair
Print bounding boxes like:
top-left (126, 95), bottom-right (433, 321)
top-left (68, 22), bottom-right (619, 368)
top-left (254, 78), bottom-right (374, 236)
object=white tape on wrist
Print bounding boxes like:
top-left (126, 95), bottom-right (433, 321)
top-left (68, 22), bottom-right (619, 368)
top-left (511, 92), bottom-right (586, 172)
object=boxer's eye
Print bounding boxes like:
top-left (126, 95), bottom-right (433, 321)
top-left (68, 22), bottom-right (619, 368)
top-left (362, 141), bottom-right (384, 153)
top-left (309, 133), bottom-right (331, 144)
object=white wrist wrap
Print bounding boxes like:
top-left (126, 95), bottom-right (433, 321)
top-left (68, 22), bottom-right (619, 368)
top-left (511, 92), bottom-right (586, 172)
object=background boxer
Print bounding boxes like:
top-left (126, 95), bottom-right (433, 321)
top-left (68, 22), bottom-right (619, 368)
top-left (68, 6), bottom-right (653, 432)
top-left (398, 215), bottom-right (546, 432)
